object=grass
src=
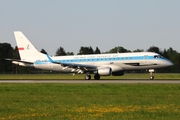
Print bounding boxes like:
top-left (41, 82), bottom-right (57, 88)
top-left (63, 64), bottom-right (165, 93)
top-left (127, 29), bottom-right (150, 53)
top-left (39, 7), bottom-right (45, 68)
top-left (0, 73), bottom-right (180, 80)
top-left (0, 84), bottom-right (180, 119)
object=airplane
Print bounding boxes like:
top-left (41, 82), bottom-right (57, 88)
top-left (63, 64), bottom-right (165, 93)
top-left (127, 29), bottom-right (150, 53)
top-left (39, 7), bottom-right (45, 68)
top-left (6, 31), bottom-right (173, 80)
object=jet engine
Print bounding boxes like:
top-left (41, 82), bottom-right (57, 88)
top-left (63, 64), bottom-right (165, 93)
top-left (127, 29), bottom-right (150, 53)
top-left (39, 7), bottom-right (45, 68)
top-left (112, 70), bottom-right (124, 76)
top-left (97, 67), bottom-right (112, 76)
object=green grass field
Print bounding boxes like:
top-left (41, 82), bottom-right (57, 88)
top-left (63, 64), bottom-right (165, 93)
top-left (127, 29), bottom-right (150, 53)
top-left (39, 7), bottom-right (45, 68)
top-left (0, 84), bottom-right (180, 120)
top-left (0, 73), bottom-right (180, 80)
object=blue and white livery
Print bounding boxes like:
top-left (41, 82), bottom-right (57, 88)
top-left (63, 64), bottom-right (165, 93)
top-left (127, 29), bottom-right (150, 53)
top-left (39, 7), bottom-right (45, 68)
top-left (7, 31), bottom-right (173, 80)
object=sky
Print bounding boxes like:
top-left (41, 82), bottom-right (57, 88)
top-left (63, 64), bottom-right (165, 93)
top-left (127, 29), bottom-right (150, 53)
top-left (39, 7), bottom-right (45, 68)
top-left (1, 0), bottom-right (180, 55)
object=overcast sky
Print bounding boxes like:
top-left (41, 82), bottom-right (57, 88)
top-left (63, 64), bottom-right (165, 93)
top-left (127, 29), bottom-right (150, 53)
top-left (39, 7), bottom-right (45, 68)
top-left (1, 0), bottom-right (180, 55)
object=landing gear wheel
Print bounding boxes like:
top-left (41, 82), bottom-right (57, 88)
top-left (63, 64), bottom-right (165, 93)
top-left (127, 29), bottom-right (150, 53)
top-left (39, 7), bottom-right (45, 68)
top-left (94, 74), bottom-right (100, 80)
top-left (149, 69), bottom-right (155, 80)
top-left (150, 76), bottom-right (154, 80)
top-left (85, 74), bottom-right (91, 80)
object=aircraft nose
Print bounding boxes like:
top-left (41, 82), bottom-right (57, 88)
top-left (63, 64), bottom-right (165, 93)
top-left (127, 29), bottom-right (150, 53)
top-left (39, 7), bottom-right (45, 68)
top-left (166, 60), bottom-right (174, 67)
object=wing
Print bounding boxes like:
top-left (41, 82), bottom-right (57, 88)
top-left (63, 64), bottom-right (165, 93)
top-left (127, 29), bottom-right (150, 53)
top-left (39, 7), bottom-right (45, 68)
top-left (46, 54), bottom-right (97, 73)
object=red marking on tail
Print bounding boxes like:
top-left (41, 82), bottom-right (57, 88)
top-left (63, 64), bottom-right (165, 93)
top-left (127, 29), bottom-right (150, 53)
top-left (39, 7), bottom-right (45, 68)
top-left (18, 47), bottom-right (24, 50)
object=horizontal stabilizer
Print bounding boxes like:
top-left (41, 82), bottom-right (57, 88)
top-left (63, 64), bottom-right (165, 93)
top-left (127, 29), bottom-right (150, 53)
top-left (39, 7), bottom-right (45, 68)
top-left (5, 58), bottom-right (33, 64)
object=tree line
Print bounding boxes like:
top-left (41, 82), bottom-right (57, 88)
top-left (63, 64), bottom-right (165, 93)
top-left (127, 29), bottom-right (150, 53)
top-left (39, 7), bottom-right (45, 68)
top-left (0, 42), bottom-right (179, 74)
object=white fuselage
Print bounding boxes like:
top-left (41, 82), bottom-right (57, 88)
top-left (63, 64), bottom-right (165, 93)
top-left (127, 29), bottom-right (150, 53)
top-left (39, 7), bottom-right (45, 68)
top-left (32, 52), bottom-right (173, 73)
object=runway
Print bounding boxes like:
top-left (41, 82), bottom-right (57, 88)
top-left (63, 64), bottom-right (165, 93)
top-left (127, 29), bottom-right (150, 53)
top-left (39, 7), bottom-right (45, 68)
top-left (0, 80), bottom-right (180, 84)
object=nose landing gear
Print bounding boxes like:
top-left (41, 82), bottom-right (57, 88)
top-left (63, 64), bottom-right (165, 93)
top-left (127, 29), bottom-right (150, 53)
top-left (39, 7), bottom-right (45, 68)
top-left (149, 69), bottom-right (154, 80)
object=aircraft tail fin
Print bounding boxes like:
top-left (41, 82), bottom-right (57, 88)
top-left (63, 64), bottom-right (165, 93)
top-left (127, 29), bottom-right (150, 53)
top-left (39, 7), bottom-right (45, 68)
top-left (14, 31), bottom-right (45, 61)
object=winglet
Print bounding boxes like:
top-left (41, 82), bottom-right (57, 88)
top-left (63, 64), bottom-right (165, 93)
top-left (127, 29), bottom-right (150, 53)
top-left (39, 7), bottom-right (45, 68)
top-left (46, 54), bottom-right (61, 64)
top-left (46, 54), bottom-right (54, 63)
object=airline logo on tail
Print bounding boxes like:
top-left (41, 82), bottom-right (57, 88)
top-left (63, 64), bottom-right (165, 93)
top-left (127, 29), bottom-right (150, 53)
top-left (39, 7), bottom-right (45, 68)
top-left (18, 45), bottom-right (31, 50)
top-left (18, 47), bottom-right (24, 50)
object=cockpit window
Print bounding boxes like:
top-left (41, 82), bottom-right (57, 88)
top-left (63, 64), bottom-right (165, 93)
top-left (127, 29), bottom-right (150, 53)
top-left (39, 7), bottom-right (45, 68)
top-left (154, 55), bottom-right (164, 59)
top-left (154, 55), bottom-right (158, 58)
top-left (159, 55), bottom-right (164, 58)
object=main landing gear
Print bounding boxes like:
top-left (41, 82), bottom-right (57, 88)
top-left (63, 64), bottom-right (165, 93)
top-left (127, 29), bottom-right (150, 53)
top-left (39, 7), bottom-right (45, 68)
top-left (85, 74), bottom-right (100, 80)
top-left (149, 69), bottom-right (154, 80)
top-left (84, 74), bottom-right (91, 80)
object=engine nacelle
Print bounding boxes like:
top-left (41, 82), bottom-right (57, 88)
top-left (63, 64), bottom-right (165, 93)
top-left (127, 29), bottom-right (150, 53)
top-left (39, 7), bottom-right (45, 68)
top-left (98, 67), bottom-right (112, 76)
top-left (112, 71), bottom-right (124, 76)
